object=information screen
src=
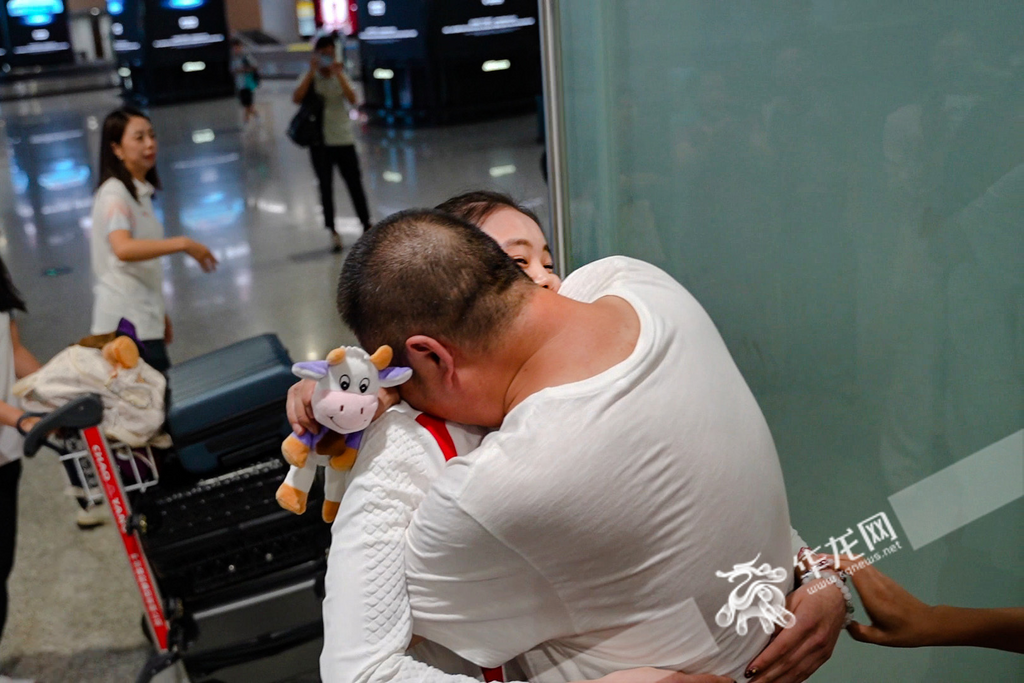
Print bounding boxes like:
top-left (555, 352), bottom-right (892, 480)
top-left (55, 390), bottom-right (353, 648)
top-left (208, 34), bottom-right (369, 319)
top-left (356, 0), bottom-right (428, 61)
top-left (107, 0), bottom-right (141, 54)
top-left (146, 0), bottom-right (227, 61)
top-left (3, 0), bottom-right (73, 63)
top-left (432, 0), bottom-right (539, 58)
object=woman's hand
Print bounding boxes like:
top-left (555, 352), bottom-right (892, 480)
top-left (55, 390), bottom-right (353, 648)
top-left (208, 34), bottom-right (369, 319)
top-left (182, 238), bottom-right (218, 272)
top-left (309, 55), bottom-right (321, 73)
top-left (589, 667), bottom-right (733, 683)
top-left (288, 379), bottom-right (400, 435)
top-left (16, 414), bottom-right (40, 435)
top-left (745, 578), bottom-right (845, 682)
top-left (374, 387), bottom-right (400, 419)
top-left (287, 379), bottom-right (319, 436)
top-left (836, 559), bottom-right (934, 647)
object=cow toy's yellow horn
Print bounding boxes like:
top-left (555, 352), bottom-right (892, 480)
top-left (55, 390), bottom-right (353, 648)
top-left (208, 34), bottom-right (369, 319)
top-left (326, 347), bottom-right (347, 365)
top-left (369, 345), bottom-right (393, 370)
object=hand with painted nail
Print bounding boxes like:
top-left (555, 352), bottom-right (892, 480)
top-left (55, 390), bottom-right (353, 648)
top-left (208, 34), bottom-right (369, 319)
top-left (744, 579), bottom-right (845, 682)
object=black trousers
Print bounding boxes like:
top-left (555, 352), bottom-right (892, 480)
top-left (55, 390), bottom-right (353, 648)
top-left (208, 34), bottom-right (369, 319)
top-left (142, 338), bottom-right (170, 374)
top-left (0, 459), bottom-right (21, 644)
top-left (310, 144), bottom-right (371, 231)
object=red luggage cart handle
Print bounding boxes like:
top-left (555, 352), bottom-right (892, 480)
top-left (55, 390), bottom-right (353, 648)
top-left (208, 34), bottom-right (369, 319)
top-left (81, 425), bottom-right (171, 652)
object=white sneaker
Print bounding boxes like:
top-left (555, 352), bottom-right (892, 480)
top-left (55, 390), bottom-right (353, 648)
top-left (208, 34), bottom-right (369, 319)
top-left (76, 505), bottom-right (108, 529)
top-left (0, 674), bottom-right (36, 683)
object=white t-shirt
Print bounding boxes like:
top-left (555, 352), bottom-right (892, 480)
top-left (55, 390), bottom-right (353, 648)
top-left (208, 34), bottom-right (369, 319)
top-left (0, 311), bottom-right (24, 467)
top-left (321, 257), bottom-right (796, 683)
top-left (90, 177), bottom-right (166, 340)
top-left (295, 71), bottom-right (355, 147)
top-left (405, 257), bottom-right (794, 682)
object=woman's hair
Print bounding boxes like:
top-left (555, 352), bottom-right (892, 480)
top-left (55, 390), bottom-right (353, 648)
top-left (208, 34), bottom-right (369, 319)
top-left (0, 255), bottom-right (27, 313)
top-left (314, 35), bottom-right (336, 51)
top-left (97, 106), bottom-right (161, 204)
top-left (435, 190), bottom-right (542, 230)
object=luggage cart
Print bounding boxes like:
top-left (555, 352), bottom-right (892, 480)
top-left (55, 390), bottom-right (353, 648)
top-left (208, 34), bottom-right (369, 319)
top-left (22, 394), bottom-right (181, 683)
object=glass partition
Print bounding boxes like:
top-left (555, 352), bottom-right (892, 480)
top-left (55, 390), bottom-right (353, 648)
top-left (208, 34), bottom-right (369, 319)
top-left (552, 1), bottom-right (1022, 680)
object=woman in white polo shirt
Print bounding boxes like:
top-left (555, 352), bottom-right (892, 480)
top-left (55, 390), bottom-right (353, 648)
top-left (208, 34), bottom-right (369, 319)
top-left (90, 107), bottom-right (218, 372)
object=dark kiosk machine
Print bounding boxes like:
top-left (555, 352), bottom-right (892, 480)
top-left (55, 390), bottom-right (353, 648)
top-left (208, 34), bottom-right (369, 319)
top-left (358, 0), bottom-right (542, 124)
top-left (109, 0), bottom-right (232, 105)
top-left (0, 0), bottom-right (74, 68)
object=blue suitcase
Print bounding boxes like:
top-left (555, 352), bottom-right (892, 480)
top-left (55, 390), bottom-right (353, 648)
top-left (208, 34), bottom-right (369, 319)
top-left (167, 334), bottom-right (295, 474)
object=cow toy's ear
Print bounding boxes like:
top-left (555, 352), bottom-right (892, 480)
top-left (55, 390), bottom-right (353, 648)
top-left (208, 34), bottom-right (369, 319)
top-left (293, 360), bottom-right (329, 380)
top-left (379, 366), bottom-right (413, 388)
top-left (369, 345), bottom-right (393, 371)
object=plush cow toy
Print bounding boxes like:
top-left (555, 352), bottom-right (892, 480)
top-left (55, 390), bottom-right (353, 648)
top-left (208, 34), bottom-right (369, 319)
top-left (275, 345), bottom-right (412, 523)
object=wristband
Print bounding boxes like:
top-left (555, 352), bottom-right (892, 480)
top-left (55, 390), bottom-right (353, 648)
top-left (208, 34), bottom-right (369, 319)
top-left (801, 569), bottom-right (856, 628)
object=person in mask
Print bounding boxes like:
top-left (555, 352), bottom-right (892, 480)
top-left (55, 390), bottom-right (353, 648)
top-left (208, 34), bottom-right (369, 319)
top-left (293, 34), bottom-right (372, 252)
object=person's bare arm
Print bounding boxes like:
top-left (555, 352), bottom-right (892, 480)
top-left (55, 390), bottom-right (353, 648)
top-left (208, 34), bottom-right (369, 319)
top-left (840, 559), bottom-right (1024, 653)
top-left (10, 319), bottom-right (41, 379)
top-left (332, 65), bottom-right (358, 106)
top-left (108, 230), bottom-right (217, 272)
top-left (293, 58), bottom-right (317, 104)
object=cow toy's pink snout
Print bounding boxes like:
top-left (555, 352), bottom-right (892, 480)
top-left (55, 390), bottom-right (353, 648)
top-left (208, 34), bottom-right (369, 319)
top-left (312, 389), bottom-right (379, 433)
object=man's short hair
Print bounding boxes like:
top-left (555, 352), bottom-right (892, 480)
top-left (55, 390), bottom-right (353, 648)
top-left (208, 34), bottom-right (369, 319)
top-left (337, 209), bottom-right (532, 362)
top-left (436, 190), bottom-right (542, 230)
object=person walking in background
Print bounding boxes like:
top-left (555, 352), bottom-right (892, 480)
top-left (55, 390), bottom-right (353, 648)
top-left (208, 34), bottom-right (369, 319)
top-left (91, 107), bottom-right (218, 373)
top-left (231, 37), bottom-right (260, 125)
top-left (293, 35), bottom-right (372, 252)
top-left (0, 256), bottom-right (41, 683)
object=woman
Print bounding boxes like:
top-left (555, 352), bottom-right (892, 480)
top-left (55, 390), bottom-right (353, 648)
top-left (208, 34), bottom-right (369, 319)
top-left (91, 107), bottom-right (217, 372)
top-left (435, 190), bottom-right (560, 292)
top-left (293, 35), bottom-right (372, 252)
top-left (0, 256), bottom-right (42, 672)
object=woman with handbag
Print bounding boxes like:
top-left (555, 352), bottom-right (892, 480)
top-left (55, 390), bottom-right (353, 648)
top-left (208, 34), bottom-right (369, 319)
top-left (292, 35), bottom-right (372, 252)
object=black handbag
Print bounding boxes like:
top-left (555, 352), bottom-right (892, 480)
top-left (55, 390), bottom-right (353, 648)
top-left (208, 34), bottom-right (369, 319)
top-left (287, 84), bottom-right (324, 148)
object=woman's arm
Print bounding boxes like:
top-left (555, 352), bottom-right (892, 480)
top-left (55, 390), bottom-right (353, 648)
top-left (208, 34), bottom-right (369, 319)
top-left (332, 64), bottom-right (358, 106)
top-left (320, 410), bottom-right (489, 683)
top-left (10, 319), bottom-right (41, 379)
top-left (108, 231), bottom-right (217, 272)
top-left (0, 401), bottom-right (28, 430)
top-left (0, 319), bottom-right (41, 432)
top-left (840, 559), bottom-right (1024, 653)
top-left (293, 58), bottom-right (318, 104)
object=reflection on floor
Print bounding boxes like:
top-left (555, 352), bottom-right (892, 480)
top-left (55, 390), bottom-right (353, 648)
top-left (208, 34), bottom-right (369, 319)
top-left (0, 82), bottom-right (547, 681)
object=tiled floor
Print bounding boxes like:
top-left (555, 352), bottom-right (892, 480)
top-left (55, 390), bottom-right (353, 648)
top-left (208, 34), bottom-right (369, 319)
top-left (0, 81), bottom-right (546, 681)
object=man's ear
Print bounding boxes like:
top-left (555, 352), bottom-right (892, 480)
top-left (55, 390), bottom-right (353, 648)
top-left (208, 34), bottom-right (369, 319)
top-left (404, 335), bottom-right (455, 387)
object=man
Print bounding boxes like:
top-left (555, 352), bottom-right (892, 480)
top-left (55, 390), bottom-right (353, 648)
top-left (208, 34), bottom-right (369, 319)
top-left (314, 209), bottom-right (846, 682)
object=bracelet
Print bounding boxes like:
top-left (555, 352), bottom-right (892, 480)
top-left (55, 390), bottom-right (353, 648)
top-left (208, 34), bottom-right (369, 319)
top-left (802, 569), bottom-right (856, 628)
top-left (797, 553), bottom-right (838, 584)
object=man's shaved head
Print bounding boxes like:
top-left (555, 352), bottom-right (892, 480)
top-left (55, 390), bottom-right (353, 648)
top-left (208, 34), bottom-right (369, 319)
top-left (337, 209), bottom-right (533, 363)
